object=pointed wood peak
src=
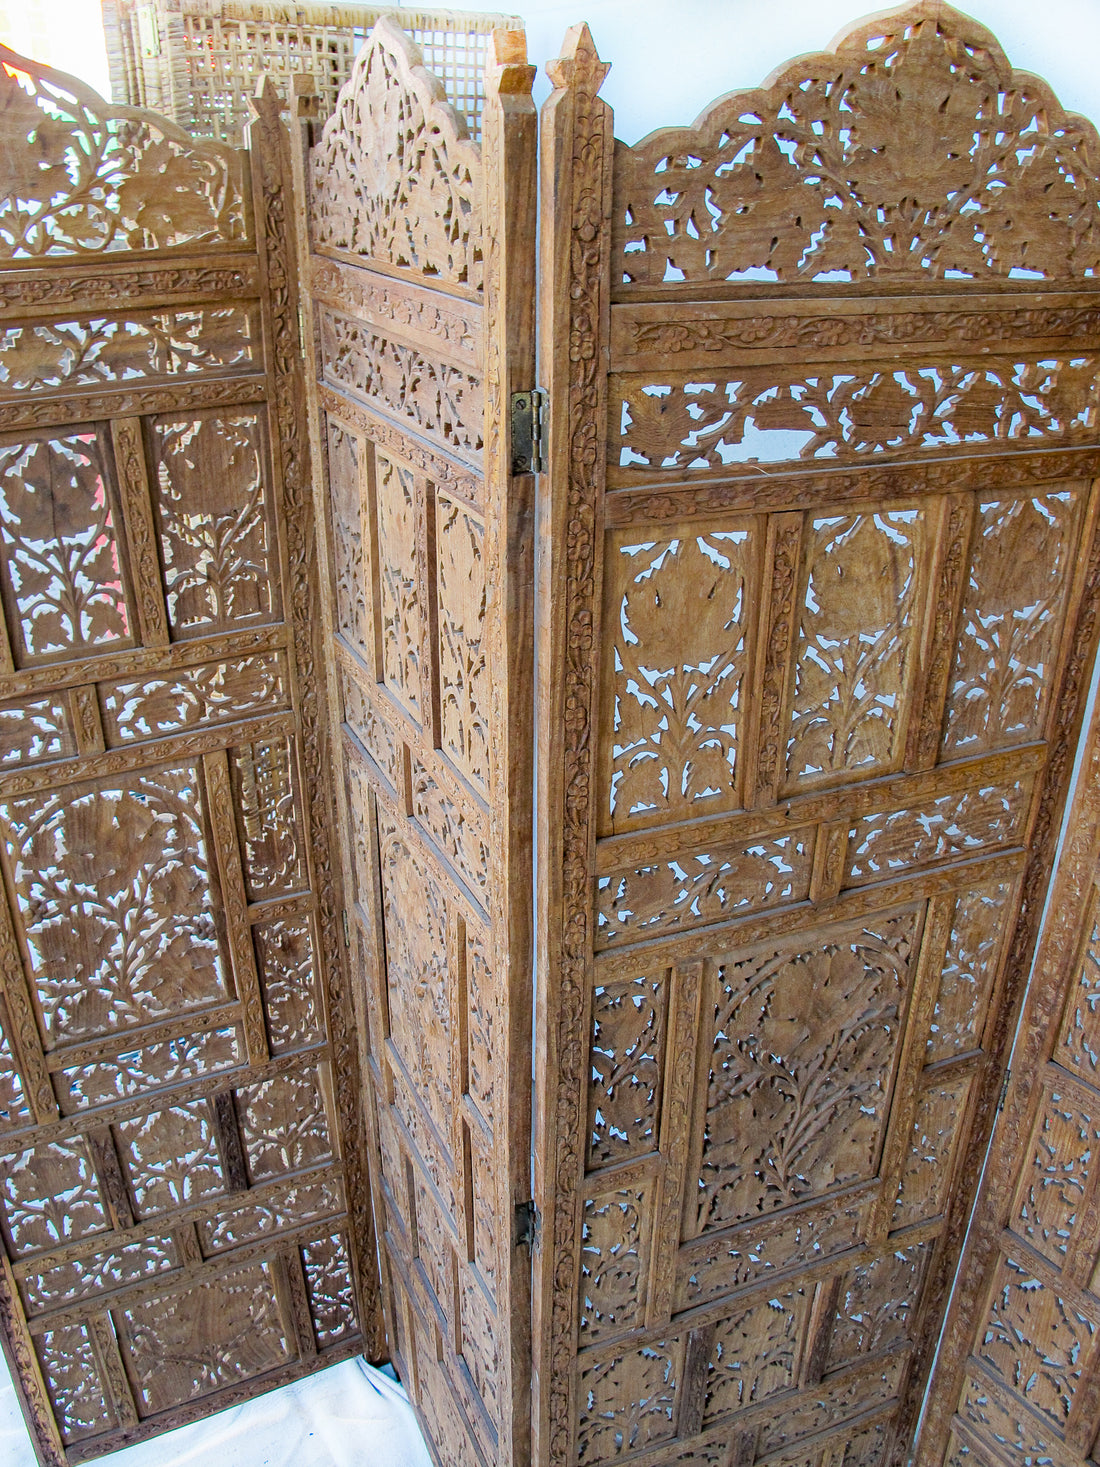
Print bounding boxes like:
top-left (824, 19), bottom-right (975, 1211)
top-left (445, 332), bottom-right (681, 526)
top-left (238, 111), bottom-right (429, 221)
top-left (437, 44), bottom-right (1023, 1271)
top-left (546, 23), bottom-right (610, 95)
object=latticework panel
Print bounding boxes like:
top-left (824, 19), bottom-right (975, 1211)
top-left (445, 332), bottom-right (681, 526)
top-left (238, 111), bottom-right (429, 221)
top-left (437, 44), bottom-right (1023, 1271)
top-left (303, 19), bottom-right (536, 1467)
top-left (534, 10), bottom-right (1100, 1467)
top-left (0, 48), bottom-right (381, 1464)
top-left (101, 1), bottom-right (522, 145)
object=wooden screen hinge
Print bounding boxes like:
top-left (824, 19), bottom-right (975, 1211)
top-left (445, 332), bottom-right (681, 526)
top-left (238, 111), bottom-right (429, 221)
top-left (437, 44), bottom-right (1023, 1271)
top-left (998, 1067), bottom-right (1012, 1112)
top-left (342, 909), bottom-right (351, 948)
top-left (514, 1198), bottom-right (541, 1251)
top-left (510, 389), bottom-right (546, 475)
top-left (297, 304), bottom-right (307, 358)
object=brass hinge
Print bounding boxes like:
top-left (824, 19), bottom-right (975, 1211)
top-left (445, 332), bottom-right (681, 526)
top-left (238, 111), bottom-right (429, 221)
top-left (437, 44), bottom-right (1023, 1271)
top-left (514, 1198), bottom-right (541, 1252)
top-left (510, 389), bottom-right (546, 476)
top-left (998, 1067), bottom-right (1012, 1112)
top-left (342, 909), bottom-right (351, 949)
top-left (297, 304), bottom-right (307, 358)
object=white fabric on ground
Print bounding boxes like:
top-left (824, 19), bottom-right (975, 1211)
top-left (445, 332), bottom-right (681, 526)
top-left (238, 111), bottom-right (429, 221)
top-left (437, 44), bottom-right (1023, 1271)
top-left (0, 1353), bottom-right (431, 1467)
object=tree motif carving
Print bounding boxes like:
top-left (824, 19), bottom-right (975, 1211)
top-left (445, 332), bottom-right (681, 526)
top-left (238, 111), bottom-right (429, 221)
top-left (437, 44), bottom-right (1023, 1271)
top-left (375, 450), bottom-right (422, 719)
top-left (150, 412), bottom-right (275, 637)
top-left (0, 763), bottom-right (227, 1044)
top-left (588, 974), bottom-right (666, 1168)
top-left (35, 1325), bottom-right (111, 1442)
top-left (436, 493), bottom-right (488, 791)
top-left (697, 914), bottom-right (915, 1232)
top-left (377, 822), bottom-right (453, 1141)
top-left (979, 1256), bottom-right (1095, 1428)
top-left (254, 917), bottom-right (321, 1056)
top-left (892, 1075), bottom-right (971, 1229)
top-left (614, 4), bottom-right (1100, 286)
top-left (0, 45), bottom-right (248, 259)
top-left (786, 510), bottom-right (924, 789)
top-left (580, 1186), bottom-right (649, 1343)
top-left (301, 1231), bottom-right (357, 1347)
top-left (703, 1289), bottom-right (809, 1421)
top-left (0, 1139), bottom-right (108, 1255)
top-left (237, 1069), bottom-right (331, 1181)
top-left (119, 1264), bottom-right (291, 1414)
top-left (601, 528), bottom-right (755, 833)
top-left (827, 1243), bottom-right (931, 1367)
top-left (576, 1341), bottom-right (681, 1462)
top-left (943, 490), bottom-right (1082, 757)
top-left (117, 1101), bottom-right (225, 1216)
top-left (309, 19), bottom-right (482, 290)
top-left (927, 883), bottom-right (1011, 1061)
top-left (0, 432), bottom-right (133, 664)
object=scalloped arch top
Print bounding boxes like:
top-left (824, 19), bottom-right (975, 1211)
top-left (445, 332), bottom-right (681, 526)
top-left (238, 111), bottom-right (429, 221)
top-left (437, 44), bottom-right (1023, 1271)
top-left (0, 46), bottom-right (250, 260)
top-left (309, 18), bottom-right (483, 292)
top-left (613, 1), bottom-right (1100, 287)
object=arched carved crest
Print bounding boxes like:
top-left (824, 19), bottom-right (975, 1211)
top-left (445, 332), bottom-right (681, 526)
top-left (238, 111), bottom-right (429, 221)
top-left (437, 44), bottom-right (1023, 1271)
top-left (0, 46), bottom-right (250, 260)
top-left (309, 18), bottom-right (483, 290)
top-left (615, 0), bottom-right (1100, 285)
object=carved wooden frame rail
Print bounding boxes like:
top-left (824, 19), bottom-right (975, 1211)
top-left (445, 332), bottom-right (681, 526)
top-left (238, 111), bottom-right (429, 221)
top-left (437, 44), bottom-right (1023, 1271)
top-left (0, 46), bottom-right (383, 1465)
top-left (299, 19), bottom-right (537, 1467)
top-left (533, 8), bottom-right (1100, 1467)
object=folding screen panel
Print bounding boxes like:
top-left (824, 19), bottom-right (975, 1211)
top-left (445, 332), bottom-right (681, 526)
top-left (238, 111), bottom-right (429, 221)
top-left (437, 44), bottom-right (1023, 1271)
top-left (300, 21), bottom-right (537, 1467)
top-left (920, 654), bottom-right (1100, 1464)
top-left (533, 8), bottom-right (1100, 1467)
top-left (0, 50), bottom-right (382, 1464)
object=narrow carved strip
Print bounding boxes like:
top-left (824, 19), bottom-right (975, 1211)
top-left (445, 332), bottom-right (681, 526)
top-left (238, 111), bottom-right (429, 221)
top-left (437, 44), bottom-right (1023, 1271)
top-left (753, 513), bottom-right (803, 808)
top-left (203, 750), bottom-right (270, 1068)
top-left (86, 1313), bottom-right (139, 1429)
top-left (110, 418), bottom-right (171, 651)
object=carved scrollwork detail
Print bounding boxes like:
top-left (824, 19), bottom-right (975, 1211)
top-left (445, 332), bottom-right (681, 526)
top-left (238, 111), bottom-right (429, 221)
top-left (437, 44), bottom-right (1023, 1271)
top-left (309, 19), bottom-right (483, 291)
top-left (0, 46), bottom-right (249, 260)
top-left (614, 3), bottom-right (1100, 286)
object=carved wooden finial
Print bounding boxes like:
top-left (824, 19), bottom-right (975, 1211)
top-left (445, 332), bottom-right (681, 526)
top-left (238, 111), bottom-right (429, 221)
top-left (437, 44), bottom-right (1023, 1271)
top-left (545, 23), bottom-right (610, 95)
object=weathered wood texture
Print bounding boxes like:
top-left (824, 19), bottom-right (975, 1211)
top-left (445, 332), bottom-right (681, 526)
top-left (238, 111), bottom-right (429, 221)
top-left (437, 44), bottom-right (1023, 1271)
top-left (301, 19), bottom-right (537, 1467)
top-left (0, 47), bottom-right (383, 1465)
top-left (533, 9), bottom-right (1100, 1467)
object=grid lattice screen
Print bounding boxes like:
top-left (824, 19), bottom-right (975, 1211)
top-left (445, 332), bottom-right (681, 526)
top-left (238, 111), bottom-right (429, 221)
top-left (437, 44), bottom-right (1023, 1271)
top-left (101, 2), bottom-right (520, 142)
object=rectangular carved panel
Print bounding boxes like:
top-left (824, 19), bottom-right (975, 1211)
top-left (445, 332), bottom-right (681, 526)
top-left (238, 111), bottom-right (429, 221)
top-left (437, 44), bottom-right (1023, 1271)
top-left (0, 47), bottom-right (379, 1463)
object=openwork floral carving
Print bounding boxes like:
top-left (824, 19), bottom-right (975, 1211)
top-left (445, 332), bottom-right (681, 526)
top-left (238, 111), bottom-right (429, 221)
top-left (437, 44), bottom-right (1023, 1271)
top-left (0, 46), bottom-right (248, 259)
top-left (615, 4), bottom-right (1100, 285)
top-left (309, 20), bottom-right (482, 290)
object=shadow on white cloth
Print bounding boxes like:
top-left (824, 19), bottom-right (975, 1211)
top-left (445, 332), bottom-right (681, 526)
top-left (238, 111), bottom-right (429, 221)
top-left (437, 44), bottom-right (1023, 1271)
top-left (1, 1352), bottom-right (432, 1467)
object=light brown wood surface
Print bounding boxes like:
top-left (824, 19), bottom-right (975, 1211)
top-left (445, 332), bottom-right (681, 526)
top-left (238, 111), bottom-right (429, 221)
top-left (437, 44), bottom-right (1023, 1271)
top-left (532, 8), bottom-right (1100, 1467)
top-left (300, 19), bottom-right (538, 1467)
top-left (0, 44), bottom-right (383, 1465)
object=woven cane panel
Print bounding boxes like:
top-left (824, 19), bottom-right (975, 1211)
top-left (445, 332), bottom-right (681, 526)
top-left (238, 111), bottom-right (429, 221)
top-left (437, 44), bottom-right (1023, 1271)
top-left (102, 0), bottom-right (522, 146)
top-left (0, 48), bottom-right (378, 1464)
top-left (534, 8), bottom-right (1100, 1467)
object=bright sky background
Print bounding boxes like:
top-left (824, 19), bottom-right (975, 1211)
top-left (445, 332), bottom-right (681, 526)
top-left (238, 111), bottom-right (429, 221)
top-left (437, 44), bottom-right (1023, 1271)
top-left (1, 0), bottom-right (1099, 147)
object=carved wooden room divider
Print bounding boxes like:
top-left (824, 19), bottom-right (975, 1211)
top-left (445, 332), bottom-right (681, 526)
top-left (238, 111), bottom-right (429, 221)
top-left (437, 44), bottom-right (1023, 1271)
top-left (916, 636), bottom-right (1100, 1464)
top-left (0, 47), bottom-right (385, 1465)
top-left (532, 8), bottom-right (1100, 1467)
top-left (298, 18), bottom-right (537, 1467)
